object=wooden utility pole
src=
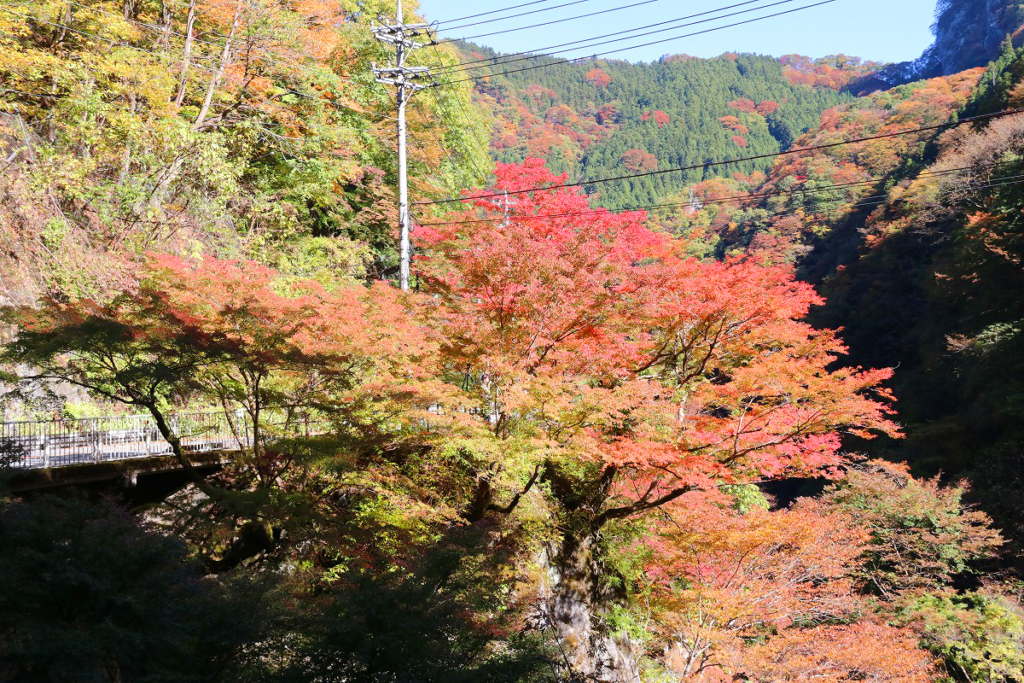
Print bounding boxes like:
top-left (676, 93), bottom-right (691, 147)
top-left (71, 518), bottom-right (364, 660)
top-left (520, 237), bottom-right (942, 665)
top-left (372, 0), bottom-right (434, 291)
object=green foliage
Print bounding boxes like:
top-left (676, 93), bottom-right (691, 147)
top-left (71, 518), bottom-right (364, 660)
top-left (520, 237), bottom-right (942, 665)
top-left (599, 516), bottom-right (655, 593)
top-left (0, 495), bottom-right (260, 682)
top-left (0, 0), bottom-right (489, 294)
top-left (795, 62), bottom-right (1024, 561)
top-left (897, 592), bottom-right (1024, 682)
top-left (602, 604), bottom-right (649, 644)
top-left (468, 46), bottom-right (853, 209)
top-left (963, 35), bottom-right (1024, 116)
top-left (723, 483), bottom-right (771, 514)
top-left (821, 462), bottom-right (1003, 598)
top-left (246, 527), bottom-right (558, 683)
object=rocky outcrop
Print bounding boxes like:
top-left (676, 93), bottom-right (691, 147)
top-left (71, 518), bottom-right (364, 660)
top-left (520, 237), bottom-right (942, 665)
top-left (876, 0), bottom-right (1024, 86)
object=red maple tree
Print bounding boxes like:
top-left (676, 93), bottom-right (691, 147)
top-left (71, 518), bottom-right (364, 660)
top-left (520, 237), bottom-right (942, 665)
top-left (417, 159), bottom-right (900, 674)
top-left (585, 67), bottom-right (612, 88)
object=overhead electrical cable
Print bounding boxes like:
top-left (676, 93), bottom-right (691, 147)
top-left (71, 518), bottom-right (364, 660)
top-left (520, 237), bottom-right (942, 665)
top-left (432, 0), bottom-right (765, 70)
top-left (434, 0), bottom-right (671, 43)
top-left (434, 0), bottom-right (797, 74)
top-left (414, 108), bottom-right (1024, 206)
top-left (438, 0), bottom-right (598, 32)
top-left (433, 0), bottom-right (835, 85)
top-left (433, 0), bottom-right (578, 26)
top-left (412, 173), bottom-right (1024, 233)
top-left (413, 162), bottom-right (1016, 226)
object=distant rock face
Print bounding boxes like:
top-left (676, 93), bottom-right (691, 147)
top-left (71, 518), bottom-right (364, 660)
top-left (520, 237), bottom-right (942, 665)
top-left (877, 0), bottom-right (1024, 85)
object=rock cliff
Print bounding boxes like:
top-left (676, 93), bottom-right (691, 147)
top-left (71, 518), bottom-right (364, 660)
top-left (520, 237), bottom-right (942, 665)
top-left (877, 0), bottom-right (1024, 85)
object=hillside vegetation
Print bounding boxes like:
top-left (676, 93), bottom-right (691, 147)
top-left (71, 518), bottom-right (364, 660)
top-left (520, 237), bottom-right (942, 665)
top-left (0, 0), bottom-right (488, 300)
top-left (663, 38), bottom-right (1024, 564)
top-left (468, 47), bottom-right (865, 207)
top-left (1, 1), bottom-right (1024, 682)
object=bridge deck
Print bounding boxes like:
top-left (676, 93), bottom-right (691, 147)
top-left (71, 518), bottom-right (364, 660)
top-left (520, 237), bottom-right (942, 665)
top-left (2, 412), bottom-right (248, 470)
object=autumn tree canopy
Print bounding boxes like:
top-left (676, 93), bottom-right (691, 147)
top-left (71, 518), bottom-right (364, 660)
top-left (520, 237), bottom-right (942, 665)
top-left (418, 159), bottom-right (899, 534)
top-left (17, 140), bottom-right (1024, 681)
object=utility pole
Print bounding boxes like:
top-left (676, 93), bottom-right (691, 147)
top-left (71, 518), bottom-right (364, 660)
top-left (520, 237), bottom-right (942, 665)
top-left (372, 0), bottom-right (434, 291)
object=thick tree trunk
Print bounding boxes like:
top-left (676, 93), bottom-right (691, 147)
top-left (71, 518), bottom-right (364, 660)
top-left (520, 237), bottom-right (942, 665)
top-left (538, 534), bottom-right (642, 683)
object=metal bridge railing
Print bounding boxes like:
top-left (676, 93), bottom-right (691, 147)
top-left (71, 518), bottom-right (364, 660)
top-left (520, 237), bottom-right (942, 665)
top-left (0, 412), bottom-right (251, 470)
top-left (0, 406), bottom-right (491, 471)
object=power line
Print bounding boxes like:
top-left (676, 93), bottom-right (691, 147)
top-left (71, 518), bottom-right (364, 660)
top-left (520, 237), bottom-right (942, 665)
top-left (413, 163), bottom-right (1003, 226)
top-left (442, 93), bottom-right (494, 180)
top-left (438, 0), bottom-right (597, 32)
top-left (435, 0), bottom-right (671, 43)
top-left (414, 108), bottom-right (1024, 206)
top-left (434, 0), bottom-right (795, 75)
top-left (413, 172), bottom-right (1024, 235)
top-left (433, 0), bottom-right (577, 27)
top-left (433, 0), bottom-right (764, 70)
top-left (433, 0), bottom-right (835, 85)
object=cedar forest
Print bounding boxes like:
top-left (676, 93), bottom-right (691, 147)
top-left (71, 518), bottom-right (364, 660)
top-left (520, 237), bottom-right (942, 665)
top-left (0, 0), bottom-right (1023, 682)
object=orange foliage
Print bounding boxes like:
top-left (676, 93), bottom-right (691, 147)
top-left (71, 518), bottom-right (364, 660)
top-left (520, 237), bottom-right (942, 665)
top-left (11, 252), bottom-right (450, 440)
top-left (647, 495), bottom-right (935, 681)
top-left (718, 115), bottom-right (748, 135)
top-left (742, 623), bottom-right (935, 682)
top-left (620, 148), bottom-right (658, 172)
top-left (419, 160), bottom-right (898, 514)
top-left (779, 54), bottom-right (884, 91)
top-left (585, 67), bottom-right (612, 88)
top-left (728, 98), bottom-right (758, 114)
top-left (711, 69), bottom-right (987, 264)
top-left (642, 110), bottom-right (670, 127)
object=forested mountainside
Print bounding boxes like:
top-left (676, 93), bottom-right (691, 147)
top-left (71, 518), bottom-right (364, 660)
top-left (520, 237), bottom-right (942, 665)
top-left (468, 46), bottom-right (868, 207)
top-left (814, 43), bottom-right (1024, 548)
top-left (0, 0), bottom-right (488, 302)
top-left (666, 39), bottom-right (1024, 560)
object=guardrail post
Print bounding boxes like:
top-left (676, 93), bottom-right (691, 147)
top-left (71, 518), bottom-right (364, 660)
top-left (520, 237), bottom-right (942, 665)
top-left (92, 420), bottom-right (102, 463)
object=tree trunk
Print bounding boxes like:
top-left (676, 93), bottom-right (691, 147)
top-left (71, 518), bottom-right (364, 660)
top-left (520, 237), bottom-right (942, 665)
top-left (119, 89), bottom-right (135, 181)
top-left (158, 0), bottom-right (173, 50)
top-left (52, 2), bottom-right (72, 52)
top-left (538, 534), bottom-right (642, 683)
top-left (146, 402), bottom-right (219, 498)
top-left (174, 0), bottom-right (196, 108)
top-left (193, 0), bottom-right (242, 130)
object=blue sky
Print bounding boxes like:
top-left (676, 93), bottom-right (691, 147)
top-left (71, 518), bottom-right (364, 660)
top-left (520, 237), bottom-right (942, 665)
top-left (415, 0), bottom-right (937, 64)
